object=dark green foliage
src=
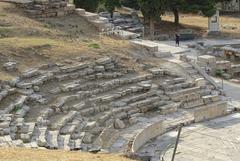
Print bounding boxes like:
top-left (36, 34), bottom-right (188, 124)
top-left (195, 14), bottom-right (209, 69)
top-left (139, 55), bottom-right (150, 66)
top-left (138, 0), bottom-right (166, 21)
top-left (88, 43), bottom-right (100, 49)
top-left (166, 0), bottom-right (231, 24)
top-left (97, 3), bottom-right (106, 13)
top-left (104, 0), bottom-right (121, 17)
top-left (74, 0), bottom-right (99, 12)
top-left (138, 0), bottom-right (166, 39)
top-left (121, 0), bottom-right (140, 10)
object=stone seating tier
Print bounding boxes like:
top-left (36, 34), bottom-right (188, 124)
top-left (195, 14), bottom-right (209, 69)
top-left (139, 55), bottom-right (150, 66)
top-left (0, 57), bottom-right (226, 153)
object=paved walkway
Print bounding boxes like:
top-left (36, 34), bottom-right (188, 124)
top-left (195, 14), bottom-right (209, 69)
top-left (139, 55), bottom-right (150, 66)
top-left (138, 113), bottom-right (240, 161)
top-left (213, 77), bottom-right (240, 101)
top-left (157, 39), bottom-right (240, 48)
top-left (131, 39), bottom-right (189, 54)
top-left (163, 113), bottom-right (240, 161)
top-left (1, 0), bottom-right (33, 3)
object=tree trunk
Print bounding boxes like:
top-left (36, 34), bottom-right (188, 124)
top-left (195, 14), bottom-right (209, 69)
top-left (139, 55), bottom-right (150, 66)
top-left (110, 11), bottom-right (114, 18)
top-left (149, 17), bottom-right (154, 40)
top-left (173, 7), bottom-right (179, 25)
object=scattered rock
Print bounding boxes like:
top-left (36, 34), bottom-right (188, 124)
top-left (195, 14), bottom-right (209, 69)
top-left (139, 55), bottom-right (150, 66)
top-left (114, 119), bottom-right (125, 129)
top-left (82, 132), bottom-right (94, 144)
top-left (3, 61), bottom-right (17, 72)
top-left (33, 86), bottom-right (40, 92)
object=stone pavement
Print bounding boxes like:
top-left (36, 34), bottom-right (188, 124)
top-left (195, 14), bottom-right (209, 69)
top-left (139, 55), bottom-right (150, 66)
top-left (213, 77), bottom-right (240, 101)
top-left (131, 39), bottom-right (189, 54)
top-left (138, 113), bottom-right (240, 161)
top-left (1, 0), bottom-right (33, 3)
top-left (157, 39), bottom-right (240, 48)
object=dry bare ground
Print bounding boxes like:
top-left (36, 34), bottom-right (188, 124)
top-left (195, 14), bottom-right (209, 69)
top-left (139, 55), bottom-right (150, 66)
top-left (118, 8), bottom-right (240, 38)
top-left (162, 13), bottom-right (240, 38)
top-left (0, 2), bottom-right (142, 81)
top-left (0, 148), bottom-right (135, 161)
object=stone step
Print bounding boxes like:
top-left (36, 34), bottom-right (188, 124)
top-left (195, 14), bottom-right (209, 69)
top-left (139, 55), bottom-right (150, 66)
top-left (99, 17), bottom-right (109, 23)
top-left (51, 111), bottom-right (78, 130)
top-left (84, 12), bottom-right (99, 21)
top-left (47, 130), bottom-right (59, 149)
top-left (75, 8), bottom-right (85, 16)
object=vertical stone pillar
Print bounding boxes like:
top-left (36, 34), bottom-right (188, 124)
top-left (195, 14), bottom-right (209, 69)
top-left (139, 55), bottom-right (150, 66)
top-left (208, 10), bottom-right (220, 35)
top-left (230, 55), bottom-right (235, 61)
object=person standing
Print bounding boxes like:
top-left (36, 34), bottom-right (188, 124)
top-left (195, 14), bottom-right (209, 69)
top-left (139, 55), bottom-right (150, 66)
top-left (175, 33), bottom-right (180, 47)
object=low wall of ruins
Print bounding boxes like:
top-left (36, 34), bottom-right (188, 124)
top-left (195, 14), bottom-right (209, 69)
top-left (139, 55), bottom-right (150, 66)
top-left (131, 120), bottom-right (164, 152)
top-left (131, 101), bottom-right (228, 152)
top-left (194, 101), bottom-right (228, 122)
top-left (5, 0), bottom-right (75, 18)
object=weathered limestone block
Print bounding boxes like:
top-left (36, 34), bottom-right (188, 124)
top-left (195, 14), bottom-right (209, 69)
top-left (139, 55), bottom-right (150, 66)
top-left (82, 132), bottom-right (93, 144)
top-left (13, 139), bottom-right (24, 147)
top-left (60, 134), bottom-right (71, 150)
top-left (96, 57), bottom-right (112, 65)
top-left (111, 101), bottom-right (127, 107)
top-left (114, 119), bottom-right (125, 129)
top-left (21, 69), bottom-right (40, 79)
top-left (85, 121), bottom-right (97, 130)
top-left (148, 68), bottom-right (165, 76)
top-left (139, 83), bottom-right (152, 90)
top-left (0, 122), bottom-right (10, 129)
top-left (94, 66), bottom-right (105, 72)
top-left (48, 130), bottom-right (59, 149)
top-left (202, 95), bottom-right (220, 104)
top-left (127, 108), bottom-right (140, 115)
top-left (98, 112), bottom-right (111, 124)
top-left (60, 124), bottom-right (78, 135)
top-left (115, 112), bottom-right (128, 120)
top-left (20, 133), bottom-right (31, 143)
top-left (159, 103), bottom-right (179, 115)
top-left (81, 108), bottom-right (95, 116)
top-left (16, 82), bottom-right (33, 89)
top-left (73, 139), bottom-right (83, 150)
top-left (5, 95), bottom-right (28, 114)
top-left (128, 116), bottom-right (138, 125)
top-left (72, 102), bottom-right (85, 110)
top-left (3, 62), bottom-right (17, 72)
top-left (52, 111), bottom-right (78, 130)
top-left (60, 63), bottom-right (88, 73)
top-left (37, 127), bottom-right (47, 147)
top-left (16, 105), bottom-right (30, 118)
top-left (0, 90), bottom-right (8, 102)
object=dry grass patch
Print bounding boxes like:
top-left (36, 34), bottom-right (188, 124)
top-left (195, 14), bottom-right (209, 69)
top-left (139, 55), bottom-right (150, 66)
top-left (162, 13), bottom-right (240, 38)
top-left (0, 148), bottom-right (136, 161)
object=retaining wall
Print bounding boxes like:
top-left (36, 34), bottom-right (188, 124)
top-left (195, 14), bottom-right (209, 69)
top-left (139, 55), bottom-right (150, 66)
top-left (131, 120), bottom-right (164, 152)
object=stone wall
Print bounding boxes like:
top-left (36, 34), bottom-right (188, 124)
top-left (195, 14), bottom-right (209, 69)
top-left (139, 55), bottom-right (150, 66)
top-left (18, 0), bottom-right (75, 18)
top-left (194, 101), bottom-right (227, 122)
top-left (131, 120), bottom-right (164, 152)
top-left (131, 101), bottom-right (227, 152)
top-left (220, 0), bottom-right (240, 12)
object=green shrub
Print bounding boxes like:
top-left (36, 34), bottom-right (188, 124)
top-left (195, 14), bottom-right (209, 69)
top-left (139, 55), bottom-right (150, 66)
top-left (215, 69), bottom-right (224, 77)
top-left (13, 105), bottom-right (21, 112)
top-left (74, 0), bottom-right (99, 12)
top-left (0, 13), bottom-right (6, 17)
top-left (121, 0), bottom-right (140, 10)
top-left (97, 3), bottom-right (106, 13)
top-left (88, 43), bottom-right (100, 49)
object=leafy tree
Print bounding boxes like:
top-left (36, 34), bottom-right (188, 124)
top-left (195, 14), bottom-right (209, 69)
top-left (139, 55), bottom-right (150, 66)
top-left (104, 0), bottom-right (121, 18)
top-left (74, 0), bottom-right (99, 12)
top-left (121, 0), bottom-right (140, 10)
top-left (169, 0), bottom-right (232, 24)
top-left (138, 0), bottom-right (166, 39)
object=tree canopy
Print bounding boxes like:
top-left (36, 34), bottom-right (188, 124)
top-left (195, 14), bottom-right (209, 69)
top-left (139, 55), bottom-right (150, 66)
top-left (169, 0), bottom-right (231, 24)
top-left (121, 0), bottom-right (140, 10)
top-left (74, 0), bottom-right (99, 12)
top-left (138, 0), bottom-right (166, 39)
top-left (103, 0), bottom-right (121, 18)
